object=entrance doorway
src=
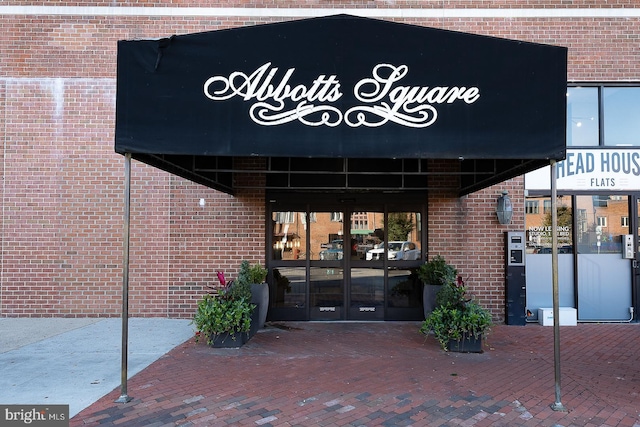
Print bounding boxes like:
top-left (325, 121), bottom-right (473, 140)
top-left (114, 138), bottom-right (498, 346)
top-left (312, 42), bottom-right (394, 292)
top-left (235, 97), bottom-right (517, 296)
top-left (525, 193), bottom-right (637, 321)
top-left (574, 194), bottom-right (632, 320)
top-left (268, 195), bottom-right (426, 321)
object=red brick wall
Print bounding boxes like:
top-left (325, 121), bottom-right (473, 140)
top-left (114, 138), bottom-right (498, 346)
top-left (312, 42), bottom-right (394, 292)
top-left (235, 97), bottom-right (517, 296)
top-left (1, 79), bottom-right (123, 317)
top-left (161, 159), bottom-right (265, 318)
top-left (427, 161), bottom-right (524, 322)
top-left (1, 2), bottom-right (637, 319)
top-left (0, 78), bottom-right (266, 317)
top-left (3, 11), bottom-right (640, 82)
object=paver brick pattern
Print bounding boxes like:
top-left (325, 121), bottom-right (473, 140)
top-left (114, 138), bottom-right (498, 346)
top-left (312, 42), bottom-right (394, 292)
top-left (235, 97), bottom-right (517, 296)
top-left (71, 322), bottom-right (640, 427)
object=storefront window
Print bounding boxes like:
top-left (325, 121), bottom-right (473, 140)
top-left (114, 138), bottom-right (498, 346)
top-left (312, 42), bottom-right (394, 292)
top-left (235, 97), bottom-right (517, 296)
top-left (272, 211), bottom-right (307, 260)
top-left (272, 267), bottom-right (305, 309)
top-left (603, 87), bottom-right (640, 146)
top-left (576, 195), bottom-right (627, 254)
top-left (350, 211), bottom-right (384, 260)
top-left (384, 212), bottom-right (422, 261)
top-left (567, 87), bottom-right (599, 147)
top-left (525, 196), bottom-right (575, 317)
top-left (566, 86), bottom-right (640, 147)
top-left (350, 268), bottom-right (384, 313)
top-left (312, 212), bottom-right (346, 261)
top-left (388, 269), bottom-right (421, 308)
top-left (310, 266), bottom-right (343, 319)
top-left (525, 196), bottom-right (572, 253)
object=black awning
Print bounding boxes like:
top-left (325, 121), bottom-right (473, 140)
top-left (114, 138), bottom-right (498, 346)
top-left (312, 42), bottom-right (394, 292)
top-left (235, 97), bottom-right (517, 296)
top-left (115, 14), bottom-right (567, 195)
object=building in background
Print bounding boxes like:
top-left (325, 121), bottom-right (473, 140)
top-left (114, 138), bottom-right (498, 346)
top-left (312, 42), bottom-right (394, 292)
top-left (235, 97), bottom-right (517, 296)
top-left (1, 3), bottom-right (638, 323)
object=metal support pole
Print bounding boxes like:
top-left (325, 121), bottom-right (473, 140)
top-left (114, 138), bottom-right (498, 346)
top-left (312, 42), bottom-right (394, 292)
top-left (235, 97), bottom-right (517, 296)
top-left (116, 153), bottom-right (133, 404)
top-left (550, 160), bottom-right (566, 412)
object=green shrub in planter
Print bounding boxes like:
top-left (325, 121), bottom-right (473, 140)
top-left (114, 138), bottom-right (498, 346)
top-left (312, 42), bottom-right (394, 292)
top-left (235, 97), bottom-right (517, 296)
top-left (420, 277), bottom-right (492, 352)
top-left (193, 288), bottom-right (254, 346)
top-left (417, 255), bottom-right (458, 318)
top-left (236, 260), bottom-right (267, 286)
top-left (416, 255), bottom-right (457, 286)
top-left (434, 276), bottom-right (467, 309)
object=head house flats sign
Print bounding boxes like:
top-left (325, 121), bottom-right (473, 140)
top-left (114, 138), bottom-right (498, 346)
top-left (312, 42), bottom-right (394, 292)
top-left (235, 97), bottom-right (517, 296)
top-left (116, 14), bottom-right (566, 161)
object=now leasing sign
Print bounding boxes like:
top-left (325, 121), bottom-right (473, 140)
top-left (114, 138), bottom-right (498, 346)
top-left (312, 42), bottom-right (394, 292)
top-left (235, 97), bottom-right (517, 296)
top-left (1, 405), bottom-right (69, 427)
top-left (116, 15), bottom-right (567, 160)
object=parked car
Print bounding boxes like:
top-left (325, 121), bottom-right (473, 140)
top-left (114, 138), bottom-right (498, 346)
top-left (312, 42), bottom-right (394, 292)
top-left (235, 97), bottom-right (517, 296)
top-left (319, 240), bottom-right (344, 260)
top-left (355, 242), bottom-right (375, 259)
top-left (366, 241), bottom-right (421, 261)
top-left (535, 245), bottom-right (573, 254)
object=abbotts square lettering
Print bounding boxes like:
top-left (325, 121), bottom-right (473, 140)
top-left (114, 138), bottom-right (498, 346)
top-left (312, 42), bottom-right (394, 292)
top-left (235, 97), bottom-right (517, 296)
top-left (203, 63), bottom-right (481, 128)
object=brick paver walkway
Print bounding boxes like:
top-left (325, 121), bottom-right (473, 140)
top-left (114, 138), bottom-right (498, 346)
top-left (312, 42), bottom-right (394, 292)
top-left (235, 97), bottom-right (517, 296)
top-left (71, 322), bottom-right (640, 426)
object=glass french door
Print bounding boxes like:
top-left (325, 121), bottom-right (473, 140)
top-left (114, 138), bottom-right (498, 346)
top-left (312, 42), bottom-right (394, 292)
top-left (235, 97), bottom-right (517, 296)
top-left (575, 194), bottom-right (632, 320)
top-left (269, 202), bottom-right (425, 321)
top-left (271, 210), bottom-right (307, 320)
top-left (306, 209), bottom-right (388, 320)
top-left (348, 210), bottom-right (386, 320)
top-left (309, 211), bottom-right (348, 320)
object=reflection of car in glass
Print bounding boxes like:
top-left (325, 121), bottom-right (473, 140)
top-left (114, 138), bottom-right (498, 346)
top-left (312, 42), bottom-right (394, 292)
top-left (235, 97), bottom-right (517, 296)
top-left (355, 243), bottom-right (374, 259)
top-left (319, 240), bottom-right (344, 260)
top-left (535, 246), bottom-right (573, 254)
top-left (365, 241), bottom-right (420, 261)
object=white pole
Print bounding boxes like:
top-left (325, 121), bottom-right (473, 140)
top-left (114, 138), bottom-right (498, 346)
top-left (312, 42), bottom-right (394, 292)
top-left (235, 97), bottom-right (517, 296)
top-left (550, 159), bottom-right (566, 412)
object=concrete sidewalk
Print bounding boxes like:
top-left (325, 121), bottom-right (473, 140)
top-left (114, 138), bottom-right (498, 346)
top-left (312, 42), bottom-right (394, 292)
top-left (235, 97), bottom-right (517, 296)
top-left (0, 317), bottom-right (194, 418)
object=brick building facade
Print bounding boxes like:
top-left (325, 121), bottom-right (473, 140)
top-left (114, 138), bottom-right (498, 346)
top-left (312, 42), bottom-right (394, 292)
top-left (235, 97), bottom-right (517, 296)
top-left (1, 2), bottom-right (638, 320)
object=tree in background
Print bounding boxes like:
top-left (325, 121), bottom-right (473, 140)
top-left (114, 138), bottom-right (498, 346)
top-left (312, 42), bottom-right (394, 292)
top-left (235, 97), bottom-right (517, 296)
top-left (387, 213), bottom-right (415, 241)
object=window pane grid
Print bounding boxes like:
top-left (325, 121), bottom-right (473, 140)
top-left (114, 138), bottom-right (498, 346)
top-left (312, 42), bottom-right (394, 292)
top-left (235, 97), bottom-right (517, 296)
top-left (567, 85), bottom-right (640, 147)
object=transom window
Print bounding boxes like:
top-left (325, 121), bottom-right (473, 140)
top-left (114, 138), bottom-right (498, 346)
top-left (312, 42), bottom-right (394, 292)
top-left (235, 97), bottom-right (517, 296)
top-left (567, 85), bottom-right (640, 147)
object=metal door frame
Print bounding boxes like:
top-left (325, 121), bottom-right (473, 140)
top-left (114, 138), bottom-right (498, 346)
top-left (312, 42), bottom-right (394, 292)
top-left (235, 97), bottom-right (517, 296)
top-left (266, 194), bottom-right (427, 321)
top-left (630, 194), bottom-right (640, 321)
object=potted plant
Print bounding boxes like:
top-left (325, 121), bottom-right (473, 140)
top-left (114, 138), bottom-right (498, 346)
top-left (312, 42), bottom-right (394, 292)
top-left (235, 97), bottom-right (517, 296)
top-left (236, 261), bottom-right (269, 330)
top-left (417, 255), bottom-right (457, 317)
top-left (193, 280), bottom-right (255, 348)
top-left (420, 276), bottom-right (492, 353)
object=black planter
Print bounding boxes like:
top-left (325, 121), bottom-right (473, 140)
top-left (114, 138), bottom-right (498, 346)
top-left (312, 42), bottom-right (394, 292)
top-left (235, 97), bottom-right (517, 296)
top-left (447, 334), bottom-right (483, 353)
top-left (250, 283), bottom-right (269, 329)
top-left (423, 284), bottom-right (443, 318)
top-left (209, 308), bottom-right (258, 348)
top-left (248, 305), bottom-right (260, 339)
top-left (209, 331), bottom-right (247, 348)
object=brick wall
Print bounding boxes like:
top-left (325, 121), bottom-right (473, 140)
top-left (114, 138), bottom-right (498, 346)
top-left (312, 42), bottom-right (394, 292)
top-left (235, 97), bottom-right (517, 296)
top-left (1, 2), bottom-right (637, 319)
top-left (1, 79), bottom-right (123, 317)
top-left (162, 159), bottom-right (266, 318)
top-left (427, 161), bottom-right (524, 322)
